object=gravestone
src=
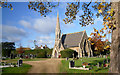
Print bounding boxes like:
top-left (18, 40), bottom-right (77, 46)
top-left (66, 57), bottom-right (69, 61)
top-left (107, 59), bottom-right (110, 63)
top-left (97, 62), bottom-right (102, 68)
top-left (103, 60), bottom-right (107, 67)
top-left (17, 59), bottom-right (23, 67)
top-left (69, 60), bottom-right (75, 68)
top-left (10, 54), bottom-right (13, 59)
top-left (81, 59), bottom-right (82, 61)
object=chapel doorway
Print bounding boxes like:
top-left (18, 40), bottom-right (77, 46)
top-left (55, 50), bottom-right (57, 58)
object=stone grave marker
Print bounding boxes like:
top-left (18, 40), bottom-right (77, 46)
top-left (97, 63), bottom-right (99, 68)
top-left (69, 60), bottom-right (75, 68)
top-left (103, 60), bottom-right (107, 67)
top-left (17, 59), bottom-right (23, 67)
top-left (107, 59), bottom-right (110, 63)
top-left (66, 57), bottom-right (69, 61)
top-left (103, 55), bottom-right (106, 58)
top-left (97, 62), bottom-right (102, 68)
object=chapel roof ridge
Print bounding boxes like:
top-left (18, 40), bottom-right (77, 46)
top-left (63, 30), bottom-right (86, 35)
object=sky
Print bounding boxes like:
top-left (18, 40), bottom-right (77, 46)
top-left (1, 2), bottom-right (110, 49)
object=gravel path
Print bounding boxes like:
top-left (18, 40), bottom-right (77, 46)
top-left (24, 59), bottom-right (62, 73)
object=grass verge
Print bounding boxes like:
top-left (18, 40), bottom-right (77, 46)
top-left (2, 63), bottom-right (32, 74)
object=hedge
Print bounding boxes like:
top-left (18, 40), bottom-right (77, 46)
top-left (60, 49), bottom-right (75, 58)
top-left (24, 49), bottom-right (53, 58)
top-left (36, 50), bottom-right (47, 58)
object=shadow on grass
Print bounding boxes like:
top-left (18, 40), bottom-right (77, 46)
top-left (95, 67), bottom-right (109, 72)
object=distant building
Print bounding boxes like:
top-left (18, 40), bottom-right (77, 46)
top-left (37, 45), bottom-right (49, 49)
top-left (38, 45), bottom-right (44, 49)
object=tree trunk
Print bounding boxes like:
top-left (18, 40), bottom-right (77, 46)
top-left (110, 1), bottom-right (120, 73)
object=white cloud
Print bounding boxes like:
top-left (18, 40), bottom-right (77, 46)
top-left (2, 25), bottom-right (27, 42)
top-left (94, 17), bottom-right (103, 24)
top-left (33, 17), bottom-right (56, 34)
top-left (19, 20), bottom-right (31, 28)
top-left (19, 16), bottom-right (56, 34)
top-left (36, 36), bottom-right (54, 47)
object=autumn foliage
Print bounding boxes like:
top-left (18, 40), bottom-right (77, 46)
top-left (16, 46), bottom-right (25, 54)
top-left (89, 32), bottom-right (110, 56)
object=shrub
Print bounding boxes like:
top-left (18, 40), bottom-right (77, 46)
top-left (36, 50), bottom-right (47, 58)
top-left (17, 48), bottom-right (53, 58)
top-left (60, 49), bottom-right (74, 58)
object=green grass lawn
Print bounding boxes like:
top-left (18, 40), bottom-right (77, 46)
top-left (2, 63), bottom-right (32, 74)
top-left (59, 57), bottom-right (110, 73)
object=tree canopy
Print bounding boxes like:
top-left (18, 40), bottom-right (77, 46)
top-left (1, 42), bottom-right (15, 57)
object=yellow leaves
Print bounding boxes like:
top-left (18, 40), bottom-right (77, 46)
top-left (111, 13), bottom-right (113, 16)
top-left (91, 43), bottom-right (94, 45)
top-left (109, 26), bottom-right (111, 29)
top-left (92, 22), bottom-right (94, 24)
top-left (95, 47), bottom-right (98, 50)
top-left (102, 35), bottom-right (105, 38)
top-left (102, 34), bottom-right (106, 38)
top-left (108, 30), bottom-right (111, 34)
top-left (100, 30), bottom-right (102, 32)
top-left (102, 36), bottom-right (105, 38)
top-left (98, 4), bottom-right (104, 10)
top-left (98, 33), bottom-right (100, 36)
top-left (107, 11), bottom-right (110, 13)
top-left (103, 15), bottom-right (107, 19)
top-left (113, 24), bottom-right (116, 28)
top-left (11, 8), bottom-right (13, 10)
top-left (104, 45), bottom-right (110, 49)
top-left (100, 3), bottom-right (102, 5)
top-left (110, 8), bottom-right (113, 13)
top-left (103, 22), bottom-right (106, 25)
top-left (107, 8), bottom-right (113, 14)
top-left (90, 33), bottom-right (94, 36)
top-left (105, 22), bottom-right (108, 25)
top-left (108, 17), bottom-right (110, 20)
top-left (107, 9), bottom-right (113, 16)
top-left (88, 37), bottom-right (92, 41)
top-left (106, 45), bottom-right (110, 49)
top-left (94, 28), bottom-right (98, 32)
top-left (63, 19), bottom-right (65, 21)
top-left (104, 26), bottom-right (107, 30)
top-left (98, 10), bottom-right (102, 13)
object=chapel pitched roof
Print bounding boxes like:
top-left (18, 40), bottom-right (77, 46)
top-left (61, 31), bottom-right (84, 48)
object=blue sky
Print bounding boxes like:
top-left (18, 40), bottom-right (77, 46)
top-left (1, 2), bottom-right (109, 49)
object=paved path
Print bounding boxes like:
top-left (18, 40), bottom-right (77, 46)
top-left (24, 59), bottom-right (62, 73)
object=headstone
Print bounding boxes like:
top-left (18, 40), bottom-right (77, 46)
top-left (103, 60), bottom-right (107, 67)
top-left (17, 59), bottom-right (23, 67)
top-left (97, 63), bottom-right (100, 68)
top-left (3, 63), bottom-right (6, 66)
top-left (69, 60), bottom-right (75, 68)
top-left (97, 62), bottom-right (102, 68)
top-left (81, 59), bottom-right (82, 61)
top-left (83, 65), bottom-right (85, 68)
top-left (66, 57), bottom-right (69, 61)
top-left (103, 55), bottom-right (106, 58)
